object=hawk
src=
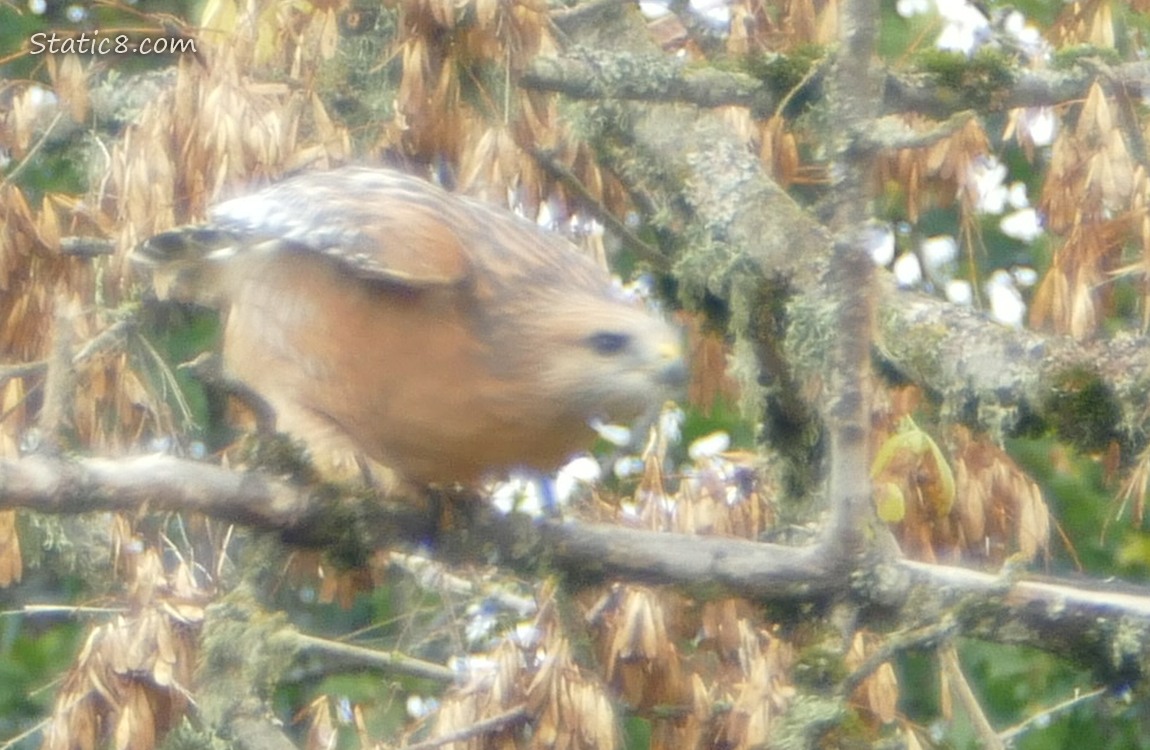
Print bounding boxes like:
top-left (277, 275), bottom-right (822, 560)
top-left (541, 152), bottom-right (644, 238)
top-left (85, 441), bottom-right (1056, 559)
top-left (133, 167), bottom-right (684, 485)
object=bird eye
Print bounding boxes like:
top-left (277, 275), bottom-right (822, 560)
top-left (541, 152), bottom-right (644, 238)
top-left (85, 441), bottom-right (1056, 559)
top-left (586, 331), bottom-right (631, 355)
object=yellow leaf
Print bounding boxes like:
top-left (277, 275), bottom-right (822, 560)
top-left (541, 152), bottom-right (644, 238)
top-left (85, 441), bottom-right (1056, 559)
top-left (923, 430), bottom-right (956, 516)
top-left (871, 427), bottom-right (921, 478)
top-left (199, 0), bottom-right (237, 33)
top-left (875, 482), bottom-right (906, 523)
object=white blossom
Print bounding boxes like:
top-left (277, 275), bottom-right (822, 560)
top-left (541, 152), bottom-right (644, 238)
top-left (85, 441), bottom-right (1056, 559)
top-left (921, 235), bottom-right (958, 276)
top-left (688, 431), bottom-right (731, 461)
top-left (946, 279), bottom-right (973, 306)
top-left (1000, 207), bottom-right (1043, 241)
top-left (986, 269), bottom-right (1026, 327)
top-left (893, 252), bottom-right (923, 287)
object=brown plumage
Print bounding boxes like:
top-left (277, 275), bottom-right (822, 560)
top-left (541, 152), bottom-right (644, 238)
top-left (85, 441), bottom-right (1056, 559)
top-left (133, 167), bottom-right (684, 485)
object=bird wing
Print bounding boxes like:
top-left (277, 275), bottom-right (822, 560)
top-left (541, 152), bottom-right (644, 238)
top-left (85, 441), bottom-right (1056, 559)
top-left (134, 169), bottom-right (474, 297)
top-left (208, 168), bottom-right (474, 288)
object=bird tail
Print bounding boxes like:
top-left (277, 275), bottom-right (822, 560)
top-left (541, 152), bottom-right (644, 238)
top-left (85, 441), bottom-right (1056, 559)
top-left (131, 227), bottom-right (241, 306)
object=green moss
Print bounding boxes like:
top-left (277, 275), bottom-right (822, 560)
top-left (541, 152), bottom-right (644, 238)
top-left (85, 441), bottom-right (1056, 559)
top-left (1051, 44), bottom-right (1122, 70)
top-left (569, 48), bottom-right (682, 97)
top-left (794, 640), bottom-right (848, 690)
top-left (741, 45), bottom-right (824, 98)
top-left (913, 47), bottom-right (1016, 109)
top-left (1042, 366), bottom-right (1121, 454)
top-left (1108, 616), bottom-right (1148, 679)
top-left (785, 292), bottom-right (845, 385)
top-left (198, 589), bottom-right (299, 726)
top-left (235, 435), bottom-right (378, 569)
top-left (240, 432), bottom-right (319, 484)
top-left (768, 693), bottom-right (849, 748)
top-left (158, 720), bottom-right (231, 750)
top-left (887, 319), bottom-right (949, 388)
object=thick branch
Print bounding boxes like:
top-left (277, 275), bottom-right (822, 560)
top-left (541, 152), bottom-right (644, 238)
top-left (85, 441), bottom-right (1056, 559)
top-left (522, 53), bottom-right (1150, 119)
top-left (886, 59), bottom-right (1150, 117)
top-left (6, 454), bottom-right (1150, 678)
top-left (540, 520), bottom-right (836, 598)
top-left (229, 716), bottom-right (298, 750)
top-left (898, 560), bottom-right (1150, 683)
top-left (521, 54), bottom-right (778, 114)
top-left (527, 38), bottom-right (1150, 507)
top-left (0, 454), bottom-right (435, 546)
top-left (879, 290), bottom-right (1147, 449)
top-left (818, 0), bottom-right (883, 556)
top-left (569, 98), bottom-right (1150, 453)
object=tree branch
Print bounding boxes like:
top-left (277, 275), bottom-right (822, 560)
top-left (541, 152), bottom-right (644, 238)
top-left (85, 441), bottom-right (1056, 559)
top-left (401, 706), bottom-right (530, 750)
top-left (0, 316), bottom-right (135, 387)
top-left (539, 519), bottom-right (836, 598)
top-left (229, 715), bottom-right (299, 750)
top-left (898, 560), bottom-right (1150, 683)
top-left (292, 633), bottom-right (454, 683)
top-left (6, 454), bottom-right (1150, 679)
top-left (939, 642), bottom-right (1005, 750)
top-left (521, 53), bottom-right (779, 115)
top-left (997, 686), bottom-right (1107, 744)
top-left (818, 0), bottom-right (884, 558)
top-left (0, 454), bottom-right (435, 546)
top-left (522, 52), bottom-right (1150, 119)
top-left (558, 79), bottom-right (1149, 455)
top-left (878, 290), bottom-right (1147, 450)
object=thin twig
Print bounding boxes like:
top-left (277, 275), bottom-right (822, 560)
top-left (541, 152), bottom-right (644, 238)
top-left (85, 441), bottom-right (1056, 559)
top-left (135, 328), bottom-right (198, 427)
top-left (773, 53), bottom-right (829, 118)
top-left (388, 552), bottom-right (536, 616)
top-left (72, 316), bottom-right (135, 363)
top-left (839, 618), bottom-right (958, 697)
top-left (0, 110), bottom-right (64, 187)
top-left (1, 316), bottom-right (134, 388)
top-left (863, 110), bottom-right (977, 151)
top-left (939, 642), bottom-right (1005, 750)
top-left (0, 312), bottom-right (134, 384)
top-left (401, 705), bottom-right (531, 750)
top-left (18, 604), bottom-right (129, 616)
top-left (997, 686), bottom-right (1107, 744)
top-left (0, 360), bottom-right (47, 386)
top-left (531, 147), bottom-right (669, 271)
top-left (36, 296), bottom-right (77, 455)
top-left (0, 717), bottom-right (51, 750)
top-left (292, 632), bottom-right (455, 683)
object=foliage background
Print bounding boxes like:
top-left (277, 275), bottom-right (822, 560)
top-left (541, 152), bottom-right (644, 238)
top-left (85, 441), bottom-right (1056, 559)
top-left (3, 0), bottom-right (1150, 748)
